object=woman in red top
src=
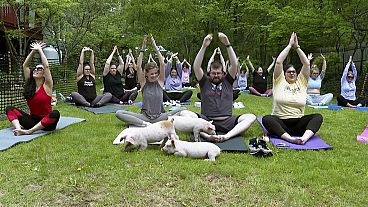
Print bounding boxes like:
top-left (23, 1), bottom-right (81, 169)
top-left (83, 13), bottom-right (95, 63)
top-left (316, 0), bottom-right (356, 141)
top-left (5, 42), bottom-right (60, 136)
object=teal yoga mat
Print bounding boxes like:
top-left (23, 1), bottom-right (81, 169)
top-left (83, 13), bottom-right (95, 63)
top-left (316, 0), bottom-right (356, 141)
top-left (0, 117), bottom-right (85, 151)
top-left (78, 105), bottom-right (127, 114)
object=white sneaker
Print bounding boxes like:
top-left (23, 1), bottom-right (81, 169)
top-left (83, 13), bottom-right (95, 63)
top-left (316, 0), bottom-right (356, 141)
top-left (233, 102), bottom-right (240, 108)
top-left (237, 102), bottom-right (245, 108)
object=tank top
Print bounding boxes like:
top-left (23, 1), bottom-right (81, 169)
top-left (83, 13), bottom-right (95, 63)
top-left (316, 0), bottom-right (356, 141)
top-left (26, 84), bottom-right (52, 117)
top-left (124, 68), bottom-right (137, 89)
top-left (141, 81), bottom-right (165, 120)
top-left (77, 75), bottom-right (97, 102)
top-left (307, 76), bottom-right (322, 90)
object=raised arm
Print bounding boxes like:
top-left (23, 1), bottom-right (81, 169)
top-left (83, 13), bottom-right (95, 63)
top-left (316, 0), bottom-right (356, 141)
top-left (175, 56), bottom-right (183, 79)
top-left (30, 42), bottom-right (52, 93)
top-left (246, 55), bottom-right (255, 73)
top-left (129, 49), bottom-right (137, 70)
top-left (150, 35), bottom-right (165, 86)
top-left (23, 47), bottom-right (36, 81)
top-left (207, 47), bottom-right (217, 72)
top-left (103, 46), bottom-right (117, 76)
top-left (194, 34), bottom-right (212, 81)
top-left (274, 32), bottom-right (295, 79)
top-left (137, 36), bottom-right (148, 86)
top-left (77, 47), bottom-right (86, 80)
top-left (320, 54), bottom-right (326, 79)
top-left (125, 55), bottom-right (131, 71)
top-left (352, 59), bottom-right (357, 82)
top-left (267, 56), bottom-right (276, 73)
top-left (218, 32), bottom-right (237, 78)
top-left (116, 48), bottom-right (124, 75)
top-left (244, 63), bottom-right (249, 76)
top-left (294, 33), bottom-right (310, 78)
top-left (89, 48), bottom-right (95, 76)
top-left (218, 48), bottom-right (226, 72)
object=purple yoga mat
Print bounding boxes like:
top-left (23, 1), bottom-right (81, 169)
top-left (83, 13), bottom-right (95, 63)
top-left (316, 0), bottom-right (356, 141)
top-left (256, 116), bottom-right (333, 150)
top-left (357, 128), bottom-right (368, 143)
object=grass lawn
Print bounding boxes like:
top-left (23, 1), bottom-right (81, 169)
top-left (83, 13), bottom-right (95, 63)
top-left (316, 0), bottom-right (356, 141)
top-left (0, 89), bottom-right (367, 206)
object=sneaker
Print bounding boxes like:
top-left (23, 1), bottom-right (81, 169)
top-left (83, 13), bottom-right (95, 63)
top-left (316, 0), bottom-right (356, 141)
top-left (237, 102), bottom-right (245, 108)
top-left (258, 139), bottom-right (273, 156)
top-left (249, 138), bottom-right (262, 155)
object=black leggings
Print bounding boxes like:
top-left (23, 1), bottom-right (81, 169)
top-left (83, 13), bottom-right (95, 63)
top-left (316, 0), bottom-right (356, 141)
top-left (111, 90), bottom-right (138, 104)
top-left (163, 90), bottom-right (193, 102)
top-left (337, 95), bottom-right (366, 107)
top-left (262, 114), bottom-right (323, 137)
top-left (5, 106), bottom-right (60, 131)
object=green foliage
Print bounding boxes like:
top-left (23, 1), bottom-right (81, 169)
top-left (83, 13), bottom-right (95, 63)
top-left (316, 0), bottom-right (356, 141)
top-left (1, 93), bottom-right (368, 205)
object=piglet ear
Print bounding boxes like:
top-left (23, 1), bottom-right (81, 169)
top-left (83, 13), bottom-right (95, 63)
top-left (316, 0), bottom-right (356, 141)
top-left (171, 139), bottom-right (176, 148)
top-left (160, 137), bottom-right (169, 148)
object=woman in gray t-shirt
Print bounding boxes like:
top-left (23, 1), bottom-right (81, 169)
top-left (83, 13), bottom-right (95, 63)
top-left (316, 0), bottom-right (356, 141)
top-left (115, 35), bottom-right (185, 126)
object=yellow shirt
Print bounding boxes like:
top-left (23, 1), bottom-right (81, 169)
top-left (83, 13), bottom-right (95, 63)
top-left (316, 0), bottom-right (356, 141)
top-left (272, 72), bottom-right (307, 119)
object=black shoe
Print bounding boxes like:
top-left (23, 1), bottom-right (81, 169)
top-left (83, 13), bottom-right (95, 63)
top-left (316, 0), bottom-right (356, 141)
top-left (249, 138), bottom-right (262, 156)
top-left (258, 139), bottom-right (273, 156)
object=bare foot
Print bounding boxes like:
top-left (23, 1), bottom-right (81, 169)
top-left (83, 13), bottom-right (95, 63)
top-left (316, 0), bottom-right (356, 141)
top-left (285, 137), bottom-right (303, 145)
top-left (13, 129), bottom-right (32, 136)
top-left (206, 134), bottom-right (228, 143)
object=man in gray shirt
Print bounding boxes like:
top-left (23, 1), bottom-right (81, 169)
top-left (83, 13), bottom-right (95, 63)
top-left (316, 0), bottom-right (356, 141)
top-left (192, 32), bottom-right (256, 142)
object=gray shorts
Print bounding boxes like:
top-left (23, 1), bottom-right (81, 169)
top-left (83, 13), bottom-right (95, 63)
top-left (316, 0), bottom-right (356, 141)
top-left (197, 114), bottom-right (240, 133)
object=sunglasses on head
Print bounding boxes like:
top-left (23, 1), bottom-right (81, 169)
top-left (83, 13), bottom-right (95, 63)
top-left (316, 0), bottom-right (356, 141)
top-left (33, 67), bottom-right (44, 71)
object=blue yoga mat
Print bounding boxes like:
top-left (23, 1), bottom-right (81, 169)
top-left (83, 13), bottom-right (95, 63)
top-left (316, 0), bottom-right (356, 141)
top-left (256, 116), bottom-right (332, 150)
top-left (0, 117), bottom-right (85, 151)
top-left (78, 105), bottom-right (127, 114)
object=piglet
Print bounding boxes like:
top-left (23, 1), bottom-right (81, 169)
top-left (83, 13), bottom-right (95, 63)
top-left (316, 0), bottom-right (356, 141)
top-left (168, 116), bottom-right (216, 142)
top-left (113, 119), bottom-right (178, 151)
top-left (161, 139), bottom-right (221, 161)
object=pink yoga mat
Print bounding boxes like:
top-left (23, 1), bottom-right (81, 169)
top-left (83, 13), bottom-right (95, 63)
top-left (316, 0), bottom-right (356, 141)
top-left (256, 116), bottom-right (333, 150)
top-left (357, 128), bottom-right (368, 143)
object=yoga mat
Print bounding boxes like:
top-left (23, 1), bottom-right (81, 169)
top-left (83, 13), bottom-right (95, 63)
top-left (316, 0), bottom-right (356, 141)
top-left (0, 117), bottom-right (85, 151)
top-left (78, 105), bottom-right (127, 114)
top-left (178, 101), bottom-right (191, 105)
top-left (307, 105), bottom-right (329, 109)
top-left (357, 127), bottom-right (368, 143)
top-left (114, 102), bottom-right (143, 107)
top-left (256, 116), bottom-right (332, 150)
top-left (191, 132), bottom-right (248, 152)
top-left (356, 107), bottom-right (368, 111)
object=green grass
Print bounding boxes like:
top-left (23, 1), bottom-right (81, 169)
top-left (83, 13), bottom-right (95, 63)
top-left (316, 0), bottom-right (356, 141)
top-left (0, 90), bottom-right (367, 206)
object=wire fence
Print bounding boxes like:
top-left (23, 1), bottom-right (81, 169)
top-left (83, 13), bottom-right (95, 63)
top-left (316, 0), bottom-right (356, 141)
top-left (0, 54), bottom-right (77, 120)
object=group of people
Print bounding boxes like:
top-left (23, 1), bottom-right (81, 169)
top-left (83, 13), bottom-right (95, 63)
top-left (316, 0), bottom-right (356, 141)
top-left (4, 32), bottom-right (367, 147)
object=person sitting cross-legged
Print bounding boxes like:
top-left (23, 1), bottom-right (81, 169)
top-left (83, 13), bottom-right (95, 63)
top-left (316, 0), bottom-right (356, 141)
top-left (5, 42), bottom-right (60, 136)
top-left (181, 32), bottom-right (256, 143)
top-left (262, 32), bottom-right (323, 145)
top-left (103, 46), bottom-right (138, 105)
top-left (71, 47), bottom-right (112, 107)
top-left (163, 53), bottom-right (192, 103)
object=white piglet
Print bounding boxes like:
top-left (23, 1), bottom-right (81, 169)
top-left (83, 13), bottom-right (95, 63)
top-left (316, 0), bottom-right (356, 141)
top-left (161, 139), bottom-right (221, 161)
top-left (113, 119), bottom-right (178, 151)
top-left (169, 116), bottom-right (216, 142)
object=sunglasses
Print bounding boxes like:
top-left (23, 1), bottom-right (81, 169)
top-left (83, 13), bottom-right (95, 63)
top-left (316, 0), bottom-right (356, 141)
top-left (286, 70), bottom-right (296, 74)
top-left (347, 76), bottom-right (354, 79)
top-left (84, 68), bottom-right (91, 71)
top-left (33, 67), bottom-right (44, 72)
